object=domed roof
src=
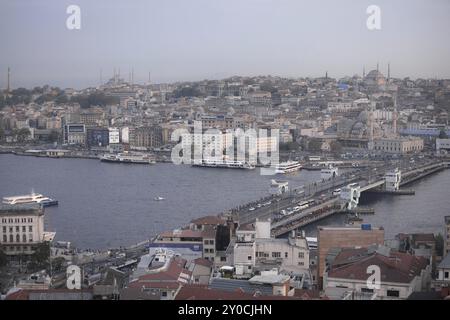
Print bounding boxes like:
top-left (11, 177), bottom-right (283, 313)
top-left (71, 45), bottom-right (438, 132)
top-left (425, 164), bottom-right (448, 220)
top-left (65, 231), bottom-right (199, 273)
top-left (365, 70), bottom-right (385, 80)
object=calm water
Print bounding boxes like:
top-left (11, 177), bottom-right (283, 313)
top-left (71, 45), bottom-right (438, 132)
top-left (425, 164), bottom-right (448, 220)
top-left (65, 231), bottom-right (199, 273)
top-left (0, 154), bottom-right (320, 249)
top-left (1, 154), bottom-right (448, 248)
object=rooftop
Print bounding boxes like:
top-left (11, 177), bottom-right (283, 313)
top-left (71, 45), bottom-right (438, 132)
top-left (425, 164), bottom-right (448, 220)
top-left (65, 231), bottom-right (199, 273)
top-left (0, 203), bottom-right (43, 216)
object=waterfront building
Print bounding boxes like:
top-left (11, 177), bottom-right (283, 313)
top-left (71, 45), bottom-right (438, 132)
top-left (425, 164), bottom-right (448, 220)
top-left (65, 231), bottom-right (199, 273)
top-left (132, 126), bottom-right (163, 149)
top-left (0, 204), bottom-right (55, 256)
top-left (373, 137), bottom-right (424, 154)
top-left (323, 245), bottom-right (431, 300)
top-left (150, 229), bottom-right (203, 262)
top-left (63, 123), bottom-right (86, 145)
top-left (317, 225), bottom-right (385, 288)
top-left (86, 127), bottom-right (109, 148)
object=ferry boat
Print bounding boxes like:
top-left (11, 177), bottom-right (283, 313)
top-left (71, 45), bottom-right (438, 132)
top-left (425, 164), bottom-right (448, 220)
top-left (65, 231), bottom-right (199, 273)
top-left (193, 159), bottom-right (255, 170)
top-left (154, 196), bottom-right (165, 201)
top-left (2, 193), bottom-right (58, 207)
top-left (274, 161), bottom-right (302, 174)
top-left (100, 152), bottom-right (156, 165)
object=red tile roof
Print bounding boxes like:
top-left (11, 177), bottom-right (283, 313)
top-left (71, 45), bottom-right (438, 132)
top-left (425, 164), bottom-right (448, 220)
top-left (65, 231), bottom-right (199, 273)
top-left (328, 250), bottom-right (428, 284)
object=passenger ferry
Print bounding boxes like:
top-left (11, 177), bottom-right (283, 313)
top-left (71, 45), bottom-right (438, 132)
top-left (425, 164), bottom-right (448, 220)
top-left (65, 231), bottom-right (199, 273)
top-left (274, 161), bottom-right (302, 174)
top-left (2, 193), bottom-right (58, 207)
top-left (100, 152), bottom-right (156, 165)
top-left (193, 159), bottom-right (255, 170)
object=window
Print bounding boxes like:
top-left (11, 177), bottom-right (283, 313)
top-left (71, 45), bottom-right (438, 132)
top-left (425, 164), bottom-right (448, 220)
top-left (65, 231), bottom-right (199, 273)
top-left (298, 262), bottom-right (304, 266)
top-left (15, 226), bottom-right (19, 232)
top-left (247, 266), bottom-right (252, 270)
top-left (2, 226), bottom-right (5, 233)
top-left (161, 291), bottom-right (167, 297)
top-left (3, 235), bottom-right (6, 242)
top-left (387, 290), bottom-right (400, 297)
top-left (445, 271), bottom-right (449, 279)
top-left (298, 252), bottom-right (304, 259)
top-left (9, 235), bottom-right (13, 242)
top-left (9, 227), bottom-right (13, 233)
top-left (361, 288), bottom-right (374, 293)
top-left (285, 252), bottom-right (288, 258)
top-left (220, 256), bottom-right (226, 262)
top-left (29, 234), bottom-right (33, 242)
top-left (272, 252), bottom-right (281, 258)
top-left (22, 234), bottom-right (26, 242)
top-left (247, 255), bottom-right (252, 261)
top-left (22, 226), bottom-right (26, 232)
top-left (16, 234), bottom-right (20, 243)
top-left (29, 226), bottom-right (32, 232)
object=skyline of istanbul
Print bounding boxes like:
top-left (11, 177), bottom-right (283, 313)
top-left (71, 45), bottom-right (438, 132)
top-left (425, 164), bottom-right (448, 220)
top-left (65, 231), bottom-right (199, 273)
top-left (1, 0), bottom-right (450, 314)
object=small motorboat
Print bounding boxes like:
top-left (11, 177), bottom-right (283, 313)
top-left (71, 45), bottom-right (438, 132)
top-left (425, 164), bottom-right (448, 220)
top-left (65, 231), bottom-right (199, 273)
top-left (154, 196), bottom-right (165, 201)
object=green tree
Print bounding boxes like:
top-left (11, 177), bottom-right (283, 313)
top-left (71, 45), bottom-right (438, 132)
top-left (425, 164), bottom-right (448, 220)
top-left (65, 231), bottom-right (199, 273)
top-left (29, 242), bottom-right (50, 270)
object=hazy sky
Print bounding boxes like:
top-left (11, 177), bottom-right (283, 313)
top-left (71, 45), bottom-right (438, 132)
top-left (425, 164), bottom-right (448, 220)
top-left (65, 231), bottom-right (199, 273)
top-left (1, 0), bottom-right (450, 89)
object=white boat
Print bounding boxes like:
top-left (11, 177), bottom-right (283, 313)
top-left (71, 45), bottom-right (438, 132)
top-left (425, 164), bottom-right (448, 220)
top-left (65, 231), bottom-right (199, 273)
top-left (274, 161), bottom-right (302, 174)
top-left (100, 152), bottom-right (156, 165)
top-left (2, 193), bottom-right (58, 207)
top-left (193, 159), bottom-right (255, 170)
top-left (154, 196), bottom-right (165, 201)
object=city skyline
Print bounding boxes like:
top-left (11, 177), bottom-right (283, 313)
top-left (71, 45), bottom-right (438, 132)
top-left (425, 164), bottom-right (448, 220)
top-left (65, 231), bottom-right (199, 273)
top-left (1, 0), bottom-right (450, 89)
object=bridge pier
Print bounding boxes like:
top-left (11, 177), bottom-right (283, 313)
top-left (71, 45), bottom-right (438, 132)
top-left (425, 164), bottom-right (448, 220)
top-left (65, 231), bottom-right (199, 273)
top-left (385, 168), bottom-right (401, 191)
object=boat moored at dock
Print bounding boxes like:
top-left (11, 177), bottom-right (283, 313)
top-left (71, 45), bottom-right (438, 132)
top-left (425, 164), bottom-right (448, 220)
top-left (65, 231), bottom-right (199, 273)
top-left (100, 152), bottom-right (156, 165)
top-left (273, 161), bottom-right (302, 174)
top-left (192, 159), bottom-right (255, 169)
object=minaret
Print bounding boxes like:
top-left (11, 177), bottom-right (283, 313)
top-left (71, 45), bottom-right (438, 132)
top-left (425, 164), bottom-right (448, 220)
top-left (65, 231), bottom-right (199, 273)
top-left (387, 63), bottom-right (390, 82)
top-left (113, 67), bottom-right (116, 84)
top-left (368, 101), bottom-right (375, 150)
top-left (363, 66), bottom-right (366, 78)
top-left (325, 71), bottom-right (328, 79)
top-left (376, 62), bottom-right (379, 72)
top-left (131, 67), bottom-right (134, 88)
top-left (392, 93), bottom-right (398, 136)
top-left (7, 67), bottom-right (10, 92)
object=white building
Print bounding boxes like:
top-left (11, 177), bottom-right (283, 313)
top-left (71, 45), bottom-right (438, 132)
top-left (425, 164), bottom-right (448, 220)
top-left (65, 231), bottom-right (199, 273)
top-left (373, 137), bottom-right (424, 154)
top-left (0, 204), bottom-right (54, 256)
top-left (233, 220), bottom-right (310, 278)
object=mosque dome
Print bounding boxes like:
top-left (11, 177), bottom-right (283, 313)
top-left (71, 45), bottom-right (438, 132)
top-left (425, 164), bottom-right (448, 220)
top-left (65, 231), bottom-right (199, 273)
top-left (365, 70), bottom-right (386, 86)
